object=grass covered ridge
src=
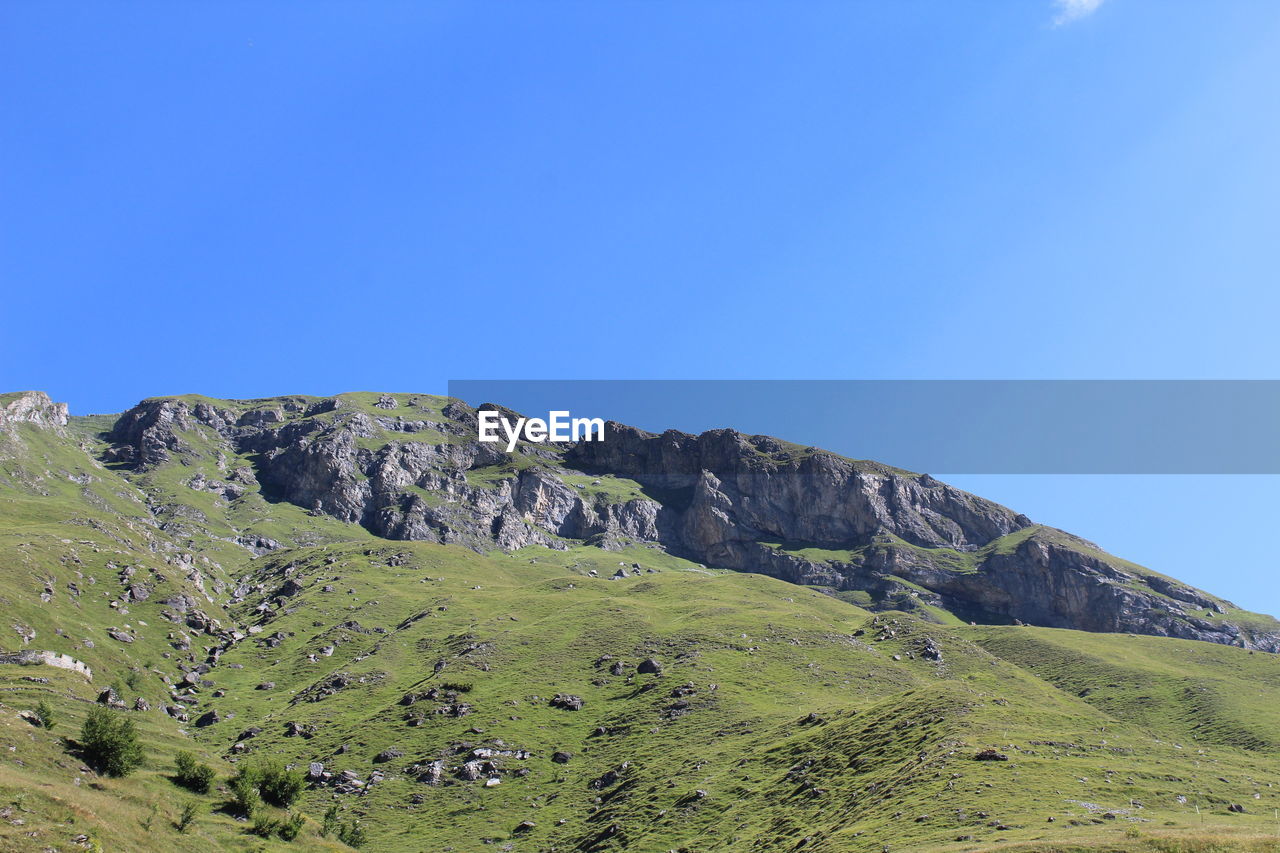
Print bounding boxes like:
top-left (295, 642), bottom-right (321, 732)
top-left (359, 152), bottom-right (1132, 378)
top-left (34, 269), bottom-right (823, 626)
top-left (3, 398), bottom-right (1280, 851)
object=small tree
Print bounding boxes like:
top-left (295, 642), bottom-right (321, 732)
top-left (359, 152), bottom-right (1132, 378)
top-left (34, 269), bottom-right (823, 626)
top-left (173, 751), bottom-right (215, 794)
top-left (279, 811), bottom-right (306, 841)
top-left (229, 765), bottom-right (262, 818)
top-left (177, 801), bottom-right (200, 834)
top-left (34, 700), bottom-right (55, 730)
top-left (337, 820), bottom-right (367, 848)
top-left (320, 805), bottom-right (340, 838)
top-left (80, 706), bottom-right (143, 777)
top-left (258, 761), bottom-right (305, 808)
top-left (250, 815), bottom-right (282, 838)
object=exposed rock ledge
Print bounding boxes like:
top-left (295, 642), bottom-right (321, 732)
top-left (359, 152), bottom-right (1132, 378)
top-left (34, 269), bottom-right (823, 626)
top-left (0, 391), bottom-right (69, 431)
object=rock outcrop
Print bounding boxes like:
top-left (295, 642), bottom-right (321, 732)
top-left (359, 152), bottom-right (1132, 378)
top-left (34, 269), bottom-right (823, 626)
top-left (0, 391), bottom-right (69, 431)
top-left (95, 393), bottom-right (1280, 651)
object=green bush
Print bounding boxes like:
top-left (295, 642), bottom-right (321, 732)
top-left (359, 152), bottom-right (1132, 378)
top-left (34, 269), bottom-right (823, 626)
top-left (176, 801), bottom-right (200, 834)
top-left (228, 766), bottom-right (262, 818)
top-left (173, 751), bottom-right (215, 794)
top-left (250, 815), bottom-right (282, 838)
top-left (34, 700), bottom-right (54, 730)
top-left (279, 811), bottom-right (306, 841)
top-left (337, 820), bottom-right (367, 848)
top-left (320, 805), bottom-right (340, 838)
top-left (258, 761), bottom-right (305, 808)
top-left (80, 706), bottom-right (143, 777)
top-left (439, 681), bottom-right (473, 692)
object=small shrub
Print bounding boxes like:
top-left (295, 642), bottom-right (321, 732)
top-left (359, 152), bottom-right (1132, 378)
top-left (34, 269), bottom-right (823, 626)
top-left (279, 811), bottom-right (306, 841)
top-left (439, 681), bottom-right (473, 693)
top-left (258, 761), bottom-right (306, 808)
top-left (173, 751), bottom-right (216, 793)
top-left (177, 801), bottom-right (200, 834)
top-left (80, 706), bottom-right (144, 777)
top-left (250, 815), bottom-right (282, 838)
top-left (320, 805), bottom-right (340, 838)
top-left (140, 803), bottom-right (157, 831)
top-left (337, 820), bottom-right (367, 848)
top-left (229, 766), bottom-right (262, 818)
top-left (124, 670), bottom-right (142, 690)
top-left (34, 700), bottom-right (54, 730)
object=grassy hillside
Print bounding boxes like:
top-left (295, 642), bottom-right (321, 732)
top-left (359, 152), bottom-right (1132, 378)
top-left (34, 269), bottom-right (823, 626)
top-left (193, 542), bottom-right (1280, 852)
top-left (3, 400), bottom-right (1280, 852)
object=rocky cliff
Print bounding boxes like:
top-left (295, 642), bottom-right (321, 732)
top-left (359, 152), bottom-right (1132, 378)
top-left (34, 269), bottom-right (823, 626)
top-left (0, 390), bottom-right (69, 430)
top-left (92, 392), bottom-right (1280, 651)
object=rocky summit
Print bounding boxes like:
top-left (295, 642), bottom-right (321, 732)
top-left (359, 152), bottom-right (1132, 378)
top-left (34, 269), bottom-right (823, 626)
top-left (99, 391), bottom-right (1280, 650)
top-left (2, 390), bottom-right (1280, 853)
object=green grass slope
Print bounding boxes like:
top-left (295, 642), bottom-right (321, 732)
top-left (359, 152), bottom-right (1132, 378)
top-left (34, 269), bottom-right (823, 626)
top-left (194, 543), bottom-right (1280, 852)
top-left (3, 404), bottom-right (1280, 852)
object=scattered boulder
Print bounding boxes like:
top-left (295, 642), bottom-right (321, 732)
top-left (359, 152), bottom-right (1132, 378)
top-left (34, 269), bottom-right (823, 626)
top-left (458, 760), bottom-right (492, 782)
top-left (285, 720), bottom-right (317, 738)
top-left (974, 749), bottom-right (1008, 762)
top-left (637, 658), bottom-right (662, 675)
top-left (409, 760), bottom-right (445, 785)
top-left (590, 764), bottom-right (627, 790)
top-left (96, 687), bottom-right (126, 709)
top-left (550, 693), bottom-right (584, 711)
top-left (275, 579), bottom-right (305, 598)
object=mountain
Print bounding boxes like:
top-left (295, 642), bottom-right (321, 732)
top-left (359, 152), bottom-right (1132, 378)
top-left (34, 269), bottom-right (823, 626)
top-left (98, 391), bottom-right (1280, 650)
top-left (2, 389), bottom-right (1279, 853)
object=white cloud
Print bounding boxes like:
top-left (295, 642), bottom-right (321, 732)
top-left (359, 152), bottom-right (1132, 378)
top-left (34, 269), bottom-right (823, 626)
top-left (1053, 0), bottom-right (1106, 26)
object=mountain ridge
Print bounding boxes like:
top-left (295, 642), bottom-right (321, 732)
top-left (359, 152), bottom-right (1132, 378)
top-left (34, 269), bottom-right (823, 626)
top-left (65, 389), bottom-right (1279, 651)
top-left (4, 389), bottom-right (1280, 851)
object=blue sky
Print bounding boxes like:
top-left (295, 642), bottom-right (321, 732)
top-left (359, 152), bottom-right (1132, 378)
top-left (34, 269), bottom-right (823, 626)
top-left (3, 2), bottom-right (1278, 614)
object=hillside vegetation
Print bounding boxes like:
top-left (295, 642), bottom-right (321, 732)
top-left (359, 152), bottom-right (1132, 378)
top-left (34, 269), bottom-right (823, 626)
top-left (2, 391), bottom-right (1279, 852)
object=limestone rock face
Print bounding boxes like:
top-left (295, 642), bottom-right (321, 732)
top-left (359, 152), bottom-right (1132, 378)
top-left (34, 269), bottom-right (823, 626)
top-left (95, 394), bottom-right (1280, 651)
top-left (0, 391), bottom-right (69, 431)
top-left (569, 424), bottom-right (1025, 551)
top-left (563, 423), bottom-right (1280, 651)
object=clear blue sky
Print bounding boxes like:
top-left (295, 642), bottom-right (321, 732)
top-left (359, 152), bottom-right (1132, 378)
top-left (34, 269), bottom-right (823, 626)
top-left (3, 3), bottom-right (1278, 614)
